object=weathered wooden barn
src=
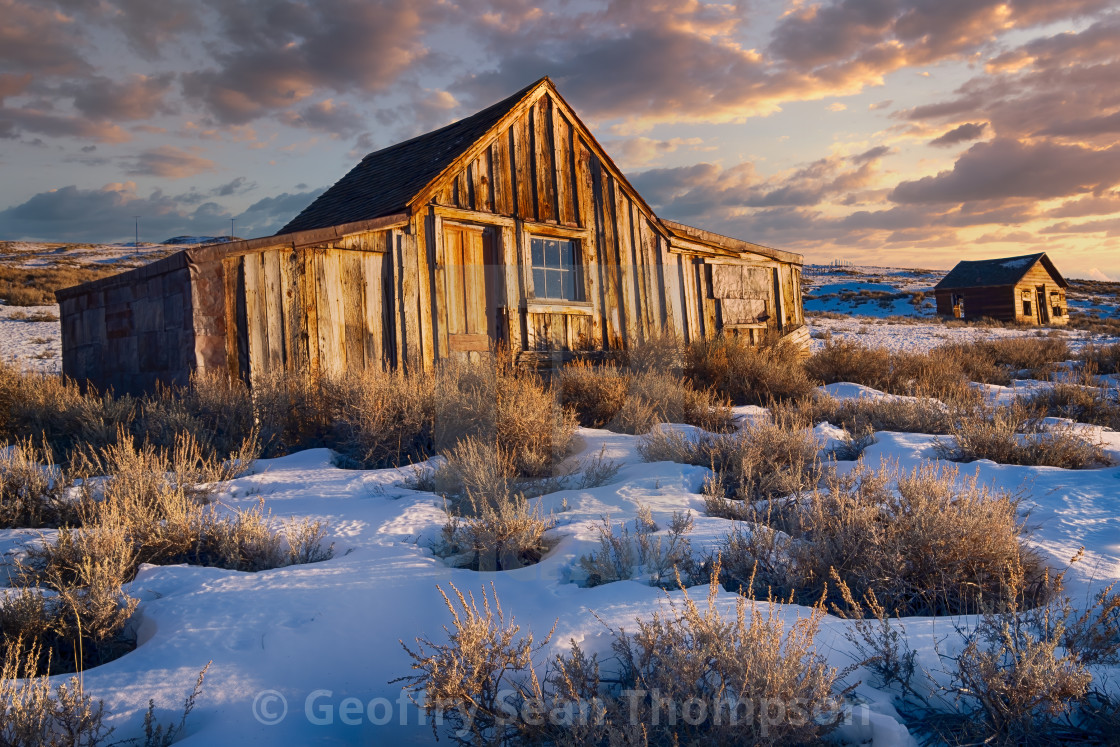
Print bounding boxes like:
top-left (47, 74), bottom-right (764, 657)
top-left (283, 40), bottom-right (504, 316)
top-left (933, 252), bottom-right (1068, 325)
top-left (57, 77), bottom-right (807, 394)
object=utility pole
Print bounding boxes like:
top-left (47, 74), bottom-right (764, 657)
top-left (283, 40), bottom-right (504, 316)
top-left (230, 217), bottom-right (236, 239)
top-left (133, 216), bottom-right (140, 247)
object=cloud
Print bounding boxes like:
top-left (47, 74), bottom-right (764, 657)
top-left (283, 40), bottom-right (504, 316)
top-left (629, 147), bottom-right (890, 221)
top-left (0, 107), bottom-right (130, 142)
top-left (1040, 216), bottom-right (1120, 235)
top-left (608, 136), bottom-right (709, 168)
top-left (67, 74), bottom-right (175, 120)
top-left (180, 0), bottom-right (438, 124)
top-left (281, 99), bottom-right (366, 137)
top-left (173, 176), bottom-right (257, 205)
top-left (0, 0), bottom-right (91, 76)
top-left (0, 181), bottom-right (323, 242)
top-left (1048, 193), bottom-right (1120, 218)
top-left (928, 122), bottom-right (987, 147)
top-left (891, 138), bottom-right (1120, 204)
top-left (1036, 110), bottom-right (1120, 137)
top-left (235, 189), bottom-right (327, 236)
top-left (897, 14), bottom-right (1120, 144)
top-left (124, 145), bottom-right (217, 178)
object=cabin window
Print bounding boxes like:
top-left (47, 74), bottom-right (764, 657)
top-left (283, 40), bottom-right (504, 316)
top-left (1022, 299), bottom-right (1032, 316)
top-left (1050, 292), bottom-right (1063, 317)
top-left (530, 236), bottom-right (582, 301)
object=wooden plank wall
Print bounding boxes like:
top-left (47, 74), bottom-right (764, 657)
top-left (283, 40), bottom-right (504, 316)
top-left (427, 92), bottom-right (761, 354)
top-left (58, 254), bottom-right (196, 395)
top-left (223, 231), bottom-right (395, 382)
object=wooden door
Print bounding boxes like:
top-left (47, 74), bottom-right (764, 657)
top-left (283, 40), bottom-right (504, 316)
top-left (1036, 286), bottom-right (1049, 324)
top-left (444, 223), bottom-right (501, 355)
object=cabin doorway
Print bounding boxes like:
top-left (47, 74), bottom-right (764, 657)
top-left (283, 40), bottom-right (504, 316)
top-left (1035, 286), bottom-right (1049, 324)
top-left (443, 223), bottom-right (503, 358)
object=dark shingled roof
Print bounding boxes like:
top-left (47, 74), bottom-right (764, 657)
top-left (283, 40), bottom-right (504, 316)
top-left (277, 79), bottom-right (545, 235)
top-left (934, 252), bottom-right (1067, 291)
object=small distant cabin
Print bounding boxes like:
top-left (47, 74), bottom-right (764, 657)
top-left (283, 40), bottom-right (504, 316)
top-left (933, 252), bottom-right (1068, 326)
top-left (57, 77), bottom-right (808, 395)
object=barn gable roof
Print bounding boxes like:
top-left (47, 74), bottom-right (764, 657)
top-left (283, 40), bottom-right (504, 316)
top-left (934, 252), bottom-right (1067, 291)
top-left (278, 79), bottom-right (543, 235)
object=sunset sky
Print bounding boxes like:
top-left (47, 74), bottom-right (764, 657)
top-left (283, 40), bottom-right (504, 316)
top-left (1, 0), bottom-right (1118, 279)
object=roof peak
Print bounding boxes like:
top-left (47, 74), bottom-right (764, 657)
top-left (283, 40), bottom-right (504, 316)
top-left (277, 76), bottom-right (554, 235)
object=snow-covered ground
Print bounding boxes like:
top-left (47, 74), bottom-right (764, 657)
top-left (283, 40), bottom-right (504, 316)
top-left (0, 304), bottom-right (61, 373)
top-left (807, 315), bottom-right (1120, 354)
top-left (0, 384), bottom-right (1116, 744)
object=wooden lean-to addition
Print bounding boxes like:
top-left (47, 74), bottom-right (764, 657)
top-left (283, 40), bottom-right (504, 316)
top-left (57, 77), bottom-right (809, 394)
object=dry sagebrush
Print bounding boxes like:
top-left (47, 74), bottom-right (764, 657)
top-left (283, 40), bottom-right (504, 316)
top-left (934, 401), bottom-right (1113, 469)
top-left (685, 335), bottom-right (817, 406)
top-left (719, 462), bottom-right (1046, 617)
top-left (397, 565), bottom-right (842, 746)
top-left (0, 439), bottom-right (81, 529)
top-left (5, 431), bottom-right (329, 675)
top-left (558, 362), bottom-right (733, 435)
top-left (578, 507), bottom-right (703, 588)
top-left (639, 420), bottom-right (824, 520)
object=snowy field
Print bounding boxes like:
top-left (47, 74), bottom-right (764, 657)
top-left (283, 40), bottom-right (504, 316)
top-left (4, 387), bottom-right (1113, 745)
top-left (1, 257), bottom-right (1119, 744)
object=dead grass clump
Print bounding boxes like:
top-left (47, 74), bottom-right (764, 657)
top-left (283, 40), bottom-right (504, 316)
top-left (777, 393), bottom-right (955, 436)
top-left (436, 361), bottom-right (577, 477)
top-left (0, 642), bottom-right (113, 745)
top-left (1030, 376), bottom-right (1120, 432)
top-left (146, 371), bottom-right (315, 460)
top-left (1077, 343), bottom-right (1120, 375)
top-left (20, 433), bottom-right (331, 589)
top-left (337, 359), bottom-right (576, 475)
top-left (935, 401), bottom-right (1113, 469)
top-left (847, 564), bottom-right (1120, 745)
top-left (805, 340), bottom-right (893, 391)
top-left (328, 366), bottom-right (442, 469)
top-left (720, 462), bottom-right (1043, 617)
top-left (0, 641), bottom-right (210, 747)
top-left (626, 370), bottom-right (734, 434)
top-left (427, 437), bottom-right (557, 572)
top-left (0, 363), bottom-right (135, 462)
top-left (1, 552), bottom-right (139, 676)
top-left (398, 567), bottom-right (842, 746)
top-left (440, 490), bottom-right (556, 572)
top-left (685, 335), bottom-right (817, 405)
top-left (602, 563), bottom-right (840, 746)
top-left (621, 331), bottom-right (684, 374)
top-left (807, 340), bottom-right (983, 401)
top-left (578, 508), bottom-right (703, 588)
top-left (557, 361), bottom-right (629, 428)
top-left (640, 420), bottom-right (824, 520)
top-left (0, 439), bottom-right (83, 528)
top-left (559, 363), bottom-right (733, 435)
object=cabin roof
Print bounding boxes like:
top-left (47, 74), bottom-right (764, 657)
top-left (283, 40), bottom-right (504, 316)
top-left (277, 79), bottom-right (544, 235)
top-left (934, 252), bottom-right (1067, 291)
